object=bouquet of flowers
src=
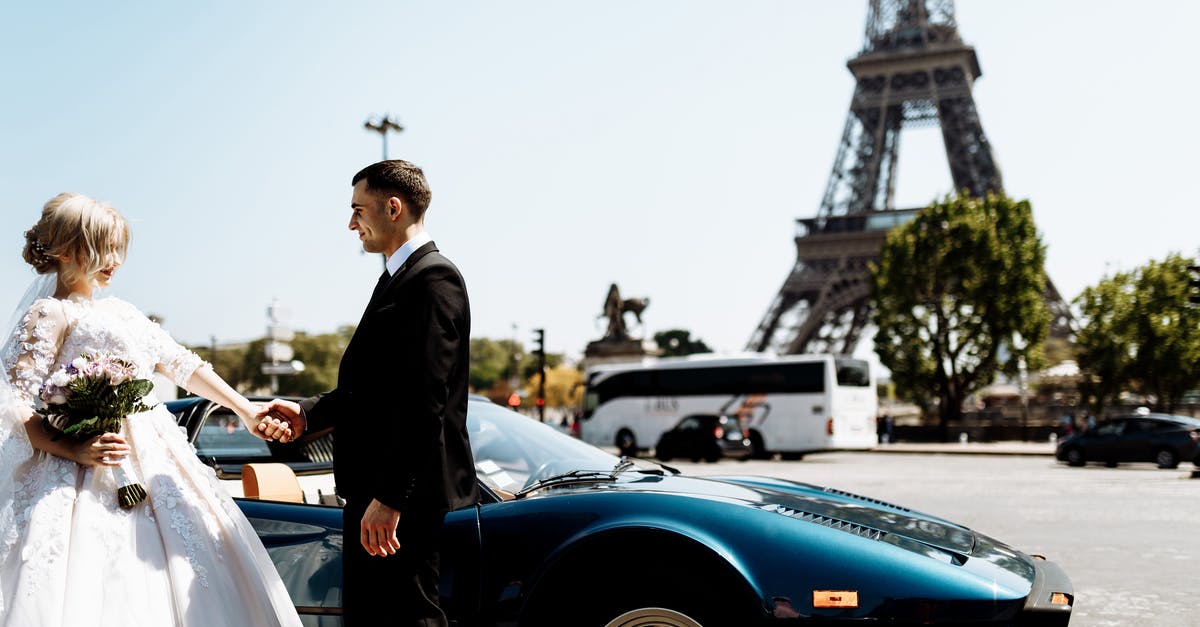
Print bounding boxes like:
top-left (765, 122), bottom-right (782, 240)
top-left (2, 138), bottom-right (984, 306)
top-left (40, 353), bottom-right (157, 509)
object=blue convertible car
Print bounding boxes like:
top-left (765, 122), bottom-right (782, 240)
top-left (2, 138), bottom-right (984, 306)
top-left (233, 397), bottom-right (1074, 626)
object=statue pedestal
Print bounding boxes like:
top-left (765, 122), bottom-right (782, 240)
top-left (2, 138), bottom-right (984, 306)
top-left (582, 337), bottom-right (661, 370)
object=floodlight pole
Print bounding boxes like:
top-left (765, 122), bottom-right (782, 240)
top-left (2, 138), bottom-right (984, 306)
top-left (364, 114), bottom-right (404, 160)
top-left (362, 114), bottom-right (405, 270)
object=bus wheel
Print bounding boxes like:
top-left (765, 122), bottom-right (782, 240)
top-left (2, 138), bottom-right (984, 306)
top-left (616, 430), bottom-right (638, 457)
top-left (747, 431), bottom-right (769, 460)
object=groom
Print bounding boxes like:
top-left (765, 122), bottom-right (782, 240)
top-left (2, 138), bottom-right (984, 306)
top-left (261, 159), bottom-right (478, 626)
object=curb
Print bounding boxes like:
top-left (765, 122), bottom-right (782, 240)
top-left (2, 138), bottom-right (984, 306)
top-left (869, 443), bottom-right (1056, 456)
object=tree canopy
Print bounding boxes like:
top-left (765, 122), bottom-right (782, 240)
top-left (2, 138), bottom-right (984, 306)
top-left (871, 193), bottom-right (1049, 434)
top-left (653, 329), bottom-right (712, 357)
top-left (1074, 253), bottom-right (1200, 413)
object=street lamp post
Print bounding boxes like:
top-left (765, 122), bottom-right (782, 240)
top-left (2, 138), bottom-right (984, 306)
top-left (363, 114), bottom-right (404, 160)
top-left (363, 113), bottom-right (404, 270)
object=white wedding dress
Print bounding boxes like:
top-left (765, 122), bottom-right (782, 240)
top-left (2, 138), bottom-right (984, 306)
top-left (0, 294), bottom-right (303, 627)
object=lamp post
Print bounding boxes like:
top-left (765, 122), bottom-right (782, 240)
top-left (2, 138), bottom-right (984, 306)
top-left (363, 114), bottom-right (404, 160)
top-left (363, 113), bottom-right (405, 271)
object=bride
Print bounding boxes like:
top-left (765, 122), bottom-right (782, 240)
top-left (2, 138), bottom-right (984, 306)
top-left (0, 192), bottom-right (304, 626)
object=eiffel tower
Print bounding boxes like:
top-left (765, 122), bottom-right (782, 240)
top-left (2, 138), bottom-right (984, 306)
top-left (747, 0), bottom-right (1074, 356)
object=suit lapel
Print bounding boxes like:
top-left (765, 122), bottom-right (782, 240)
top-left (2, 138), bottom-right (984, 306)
top-left (377, 241), bottom-right (439, 299)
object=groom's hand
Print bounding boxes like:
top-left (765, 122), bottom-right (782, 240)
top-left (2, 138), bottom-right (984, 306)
top-left (361, 499), bottom-right (402, 556)
top-left (257, 399), bottom-right (306, 443)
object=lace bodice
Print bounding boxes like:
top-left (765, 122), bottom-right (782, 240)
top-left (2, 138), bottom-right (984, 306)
top-left (2, 295), bottom-right (204, 407)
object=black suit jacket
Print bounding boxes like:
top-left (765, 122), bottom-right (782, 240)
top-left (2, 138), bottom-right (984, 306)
top-left (300, 241), bottom-right (478, 515)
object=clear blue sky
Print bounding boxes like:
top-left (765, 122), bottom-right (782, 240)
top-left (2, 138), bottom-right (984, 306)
top-left (3, 1), bottom-right (1197, 364)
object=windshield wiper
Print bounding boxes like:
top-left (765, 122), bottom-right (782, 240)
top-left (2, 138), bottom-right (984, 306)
top-left (514, 469), bottom-right (616, 498)
top-left (615, 455), bottom-right (680, 476)
top-left (514, 457), bottom-right (681, 498)
top-left (610, 458), bottom-right (636, 477)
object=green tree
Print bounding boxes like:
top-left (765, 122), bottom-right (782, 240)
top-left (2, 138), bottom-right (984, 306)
top-left (1075, 255), bottom-right (1200, 413)
top-left (203, 342), bottom-right (251, 389)
top-left (469, 337), bottom-right (525, 393)
top-left (871, 193), bottom-right (1050, 437)
top-left (1129, 254), bottom-right (1200, 411)
top-left (653, 329), bottom-right (712, 357)
top-left (1074, 270), bottom-right (1136, 415)
top-left (521, 364), bottom-right (584, 410)
top-left (275, 328), bottom-right (353, 397)
top-left (199, 326), bottom-right (353, 397)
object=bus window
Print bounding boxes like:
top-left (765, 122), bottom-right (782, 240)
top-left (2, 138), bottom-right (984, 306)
top-left (835, 358), bottom-right (871, 387)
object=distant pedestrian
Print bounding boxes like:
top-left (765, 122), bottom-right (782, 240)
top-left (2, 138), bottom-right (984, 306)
top-left (877, 413), bottom-right (894, 444)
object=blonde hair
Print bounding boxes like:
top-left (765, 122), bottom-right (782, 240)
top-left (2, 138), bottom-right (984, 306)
top-left (23, 192), bottom-right (130, 288)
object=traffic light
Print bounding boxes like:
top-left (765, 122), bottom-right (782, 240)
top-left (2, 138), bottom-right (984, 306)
top-left (532, 328), bottom-right (545, 358)
top-left (532, 329), bottom-right (546, 421)
top-left (1189, 265), bottom-right (1200, 306)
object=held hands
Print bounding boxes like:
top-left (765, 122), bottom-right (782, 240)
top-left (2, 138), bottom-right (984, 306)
top-left (239, 402), bottom-right (296, 443)
top-left (254, 399), bottom-right (307, 443)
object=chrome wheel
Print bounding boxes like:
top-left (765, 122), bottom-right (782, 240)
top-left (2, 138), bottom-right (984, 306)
top-left (605, 608), bottom-right (703, 627)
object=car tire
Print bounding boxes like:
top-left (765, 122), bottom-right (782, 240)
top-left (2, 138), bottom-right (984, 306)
top-left (1155, 448), bottom-right (1179, 469)
top-left (582, 580), bottom-right (736, 627)
top-left (1065, 447), bottom-right (1085, 467)
top-left (521, 531), bottom-right (755, 627)
top-left (655, 445), bottom-right (672, 462)
top-left (603, 607), bottom-right (703, 627)
top-left (616, 430), bottom-right (638, 457)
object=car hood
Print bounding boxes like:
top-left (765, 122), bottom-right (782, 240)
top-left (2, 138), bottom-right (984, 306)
top-left (560, 471), bottom-right (1040, 596)
top-left (590, 472), bottom-right (977, 555)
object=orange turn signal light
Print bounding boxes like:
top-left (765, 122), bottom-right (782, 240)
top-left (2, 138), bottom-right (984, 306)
top-left (1050, 592), bottom-right (1072, 606)
top-left (813, 590), bottom-right (859, 608)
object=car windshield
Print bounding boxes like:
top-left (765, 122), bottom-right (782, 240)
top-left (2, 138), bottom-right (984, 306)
top-left (468, 401), bottom-right (619, 495)
top-left (195, 408), bottom-right (273, 458)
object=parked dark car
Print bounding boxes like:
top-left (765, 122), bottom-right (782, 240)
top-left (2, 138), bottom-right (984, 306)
top-left (234, 396), bottom-right (1073, 626)
top-left (165, 395), bottom-right (338, 503)
top-left (1055, 412), bottom-right (1200, 469)
top-left (655, 413), bottom-right (752, 462)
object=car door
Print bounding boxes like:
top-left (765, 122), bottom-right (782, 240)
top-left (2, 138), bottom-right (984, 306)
top-left (438, 503), bottom-right (484, 624)
top-left (677, 415), bottom-right (708, 458)
top-left (1087, 419), bottom-right (1127, 461)
top-left (1119, 419), bottom-right (1157, 462)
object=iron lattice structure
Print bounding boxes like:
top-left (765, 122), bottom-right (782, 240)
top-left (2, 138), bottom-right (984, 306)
top-left (747, 0), bottom-right (1074, 356)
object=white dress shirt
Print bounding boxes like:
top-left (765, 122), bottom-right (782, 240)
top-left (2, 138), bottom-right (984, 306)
top-left (385, 231), bottom-right (432, 276)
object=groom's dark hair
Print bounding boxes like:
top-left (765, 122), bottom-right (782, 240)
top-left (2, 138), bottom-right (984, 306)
top-left (353, 160), bottom-right (432, 220)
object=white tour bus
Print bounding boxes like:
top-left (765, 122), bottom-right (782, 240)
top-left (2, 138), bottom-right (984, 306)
top-left (579, 353), bottom-right (878, 459)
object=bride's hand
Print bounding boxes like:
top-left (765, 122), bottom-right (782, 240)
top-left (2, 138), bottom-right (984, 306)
top-left (241, 404), bottom-right (294, 442)
top-left (74, 432), bottom-right (130, 467)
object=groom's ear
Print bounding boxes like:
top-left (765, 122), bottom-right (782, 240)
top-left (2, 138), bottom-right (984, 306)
top-left (386, 196), bottom-right (404, 220)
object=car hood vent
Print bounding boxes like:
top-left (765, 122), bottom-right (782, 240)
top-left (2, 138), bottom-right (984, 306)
top-left (821, 486), bottom-right (911, 512)
top-left (699, 475), bottom-right (976, 555)
top-left (760, 504), bottom-right (887, 541)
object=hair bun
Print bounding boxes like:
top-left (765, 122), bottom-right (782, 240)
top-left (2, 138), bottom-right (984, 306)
top-left (22, 226), bottom-right (56, 273)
